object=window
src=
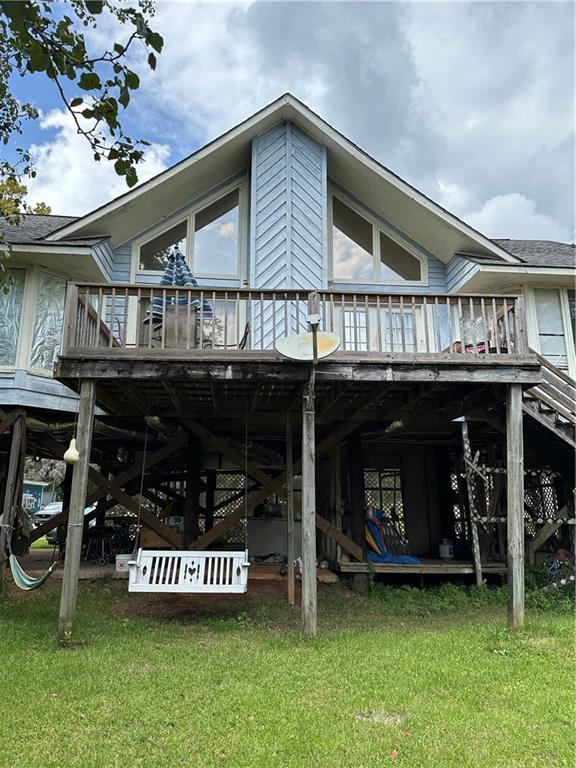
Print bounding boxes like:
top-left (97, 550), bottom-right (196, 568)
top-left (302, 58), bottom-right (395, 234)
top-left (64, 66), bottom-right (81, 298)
top-left (383, 309), bottom-right (416, 352)
top-left (0, 269), bottom-right (25, 365)
top-left (139, 221), bottom-right (186, 271)
top-left (364, 469), bottom-right (406, 535)
top-left (342, 309), bottom-right (368, 351)
top-left (568, 289), bottom-right (576, 342)
top-left (379, 231), bottom-right (421, 281)
top-left (332, 197), bottom-right (374, 281)
top-left (194, 190), bottom-right (239, 276)
top-left (30, 272), bottom-right (66, 370)
top-left (331, 194), bottom-right (424, 284)
top-left (534, 288), bottom-right (569, 370)
top-left (137, 186), bottom-right (242, 278)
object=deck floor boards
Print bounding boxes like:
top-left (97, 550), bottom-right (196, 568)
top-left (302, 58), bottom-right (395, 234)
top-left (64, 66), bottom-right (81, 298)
top-left (338, 559), bottom-right (507, 575)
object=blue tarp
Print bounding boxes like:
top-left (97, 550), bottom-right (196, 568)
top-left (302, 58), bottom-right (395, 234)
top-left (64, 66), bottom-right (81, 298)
top-left (365, 510), bottom-right (421, 565)
top-left (367, 551), bottom-right (421, 565)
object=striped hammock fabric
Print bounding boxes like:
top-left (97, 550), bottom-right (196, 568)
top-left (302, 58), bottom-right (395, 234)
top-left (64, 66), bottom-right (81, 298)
top-left (144, 250), bottom-right (212, 327)
top-left (9, 553), bottom-right (59, 591)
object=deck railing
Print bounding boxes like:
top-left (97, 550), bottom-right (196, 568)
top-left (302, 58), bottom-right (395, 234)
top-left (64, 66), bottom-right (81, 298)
top-left (61, 283), bottom-right (529, 358)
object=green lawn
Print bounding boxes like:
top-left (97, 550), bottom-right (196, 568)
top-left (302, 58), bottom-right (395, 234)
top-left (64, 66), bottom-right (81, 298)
top-left (30, 537), bottom-right (51, 549)
top-left (0, 580), bottom-right (573, 768)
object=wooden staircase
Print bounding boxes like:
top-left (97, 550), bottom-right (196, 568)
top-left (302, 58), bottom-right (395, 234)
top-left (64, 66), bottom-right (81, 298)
top-left (523, 351), bottom-right (576, 447)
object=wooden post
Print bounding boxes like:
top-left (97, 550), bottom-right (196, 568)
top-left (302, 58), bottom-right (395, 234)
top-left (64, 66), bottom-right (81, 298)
top-left (301, 372), bottom-right (317, 636)
top-left (286, 412), bottom-right (295, 606)
top-left (461, 421), bottom-right (483, 586)
top-left (507, 383), bottom-right (525, 629)
top-left (58, 379), bottom-right (96, 644)
top-left (328, 445), bottom-right (342, 566)
top-left (348, 431), bottom-right (367, 591)
top-left (204, 470), bottom-right (216, 532)
top-left (184, 432), bottom-right (202, 545)
top-left (0, 416), bottom-right (24, 592)
top-left (58, 463), bottom-right (74, 554)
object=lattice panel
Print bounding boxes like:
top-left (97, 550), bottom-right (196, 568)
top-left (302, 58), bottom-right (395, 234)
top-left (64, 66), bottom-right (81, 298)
top-left (213, 472), bottom-right (247, 546)
top-left (364, 469), bottom-right (406, 536)
top-left (450, 472), bottom-right (468, 540)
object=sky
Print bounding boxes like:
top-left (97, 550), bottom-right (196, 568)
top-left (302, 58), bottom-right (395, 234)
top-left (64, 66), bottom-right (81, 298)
top-left (12, 0), bottom-right (576, 242)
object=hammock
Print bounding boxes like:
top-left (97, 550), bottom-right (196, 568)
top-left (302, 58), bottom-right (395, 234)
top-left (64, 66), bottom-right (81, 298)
top-left (8, 553), bottom-right (59, 591)
top-left (1, 518), bottom-right (60, 591)
top-left (365, 510), bottom-right (421, 565)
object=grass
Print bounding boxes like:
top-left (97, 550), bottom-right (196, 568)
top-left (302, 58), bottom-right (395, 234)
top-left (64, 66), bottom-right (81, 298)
top-left (0, 580), bottom-right (573, 768)
top-left (30, 537), bottom-right (51, 549)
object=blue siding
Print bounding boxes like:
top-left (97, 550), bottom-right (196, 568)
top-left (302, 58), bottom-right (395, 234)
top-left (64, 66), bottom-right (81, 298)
top-left (446, 256), bottom-right (480, 293)
top-left (111, 242), bottom-right (133, 282)
top-left (250, 122), bottom-right (327, 290)
top-left (90, 239), bottom-right (116, 281)
top-left (0, 370), bottom-right (78, 412)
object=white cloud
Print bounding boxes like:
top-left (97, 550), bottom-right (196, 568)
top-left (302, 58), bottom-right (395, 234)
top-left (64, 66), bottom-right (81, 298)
top-left (25, 110), bottom-right (170, 215)
top-left (21, 1), bottom-right (575, 245)
top-left (463, 193), bottom-right (572, 241)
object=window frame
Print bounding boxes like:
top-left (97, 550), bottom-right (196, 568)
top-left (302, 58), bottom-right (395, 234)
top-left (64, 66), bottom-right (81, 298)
top-left (0, 265), bottom-right (70, 376)
top-left (526, 285), bottom-right (576, 377)
top-left (132, 179), bottom-right (247, 281)
top-left (26, 267), bottom-right (68, 375)
top-left (328, 189), bottom-right (428, 286)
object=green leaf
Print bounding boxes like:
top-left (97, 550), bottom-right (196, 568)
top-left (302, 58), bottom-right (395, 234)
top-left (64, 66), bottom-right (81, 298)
top-left (113, 43), bottom-right (125, 55)
top-left (78, 72), bottom-right (101, 90)
top-left (27, 42), bottom-right (49, 73)
top-left (147, 52), bottom-right (157, 71)
top-left (125, 168), bottom-right (138, 187)
top-left (118, 87), bottom-right (130, 108)
top-left (84, 1), bottom-right (104, 13)
top-left (124, 70), bottom-right (140, 90)
top-left (148, 32), bottom-right (164, 53)
top-left (70, 97), bottom-right (83, 108)
top-left (114, 159), bottom-right (127, 175)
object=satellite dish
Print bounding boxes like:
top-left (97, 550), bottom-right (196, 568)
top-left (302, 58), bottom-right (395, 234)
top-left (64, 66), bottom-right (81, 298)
top-left (276, 331), bottom-right (341, 361)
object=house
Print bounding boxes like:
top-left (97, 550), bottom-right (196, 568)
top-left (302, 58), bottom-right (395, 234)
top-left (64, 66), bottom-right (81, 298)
top-left (0, 95), bottom-right (573, 637)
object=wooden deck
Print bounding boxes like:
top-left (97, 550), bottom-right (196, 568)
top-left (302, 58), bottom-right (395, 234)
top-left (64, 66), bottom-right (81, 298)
top-left (339, 559), bottom-right (507, 575)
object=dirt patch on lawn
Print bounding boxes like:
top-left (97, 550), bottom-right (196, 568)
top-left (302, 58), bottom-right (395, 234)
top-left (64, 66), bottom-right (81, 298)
top-left (111, 578), bottom-right (300, 623)
top-left (356, 710), bottom-right (404, 726)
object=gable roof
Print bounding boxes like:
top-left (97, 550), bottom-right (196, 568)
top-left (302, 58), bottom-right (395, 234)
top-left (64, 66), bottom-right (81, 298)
top-left (45, 94), bottom-right (520, 265)
top-left (0, 214), bottom-right (77, 244)
top-left (493, 239), bottom-right (575, 269)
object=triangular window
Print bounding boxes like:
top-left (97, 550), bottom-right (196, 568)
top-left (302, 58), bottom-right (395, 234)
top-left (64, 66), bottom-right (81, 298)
top-left (136, 183), bottom-right (244, 279)
top-left (330, 193), bottom-right (425, 284)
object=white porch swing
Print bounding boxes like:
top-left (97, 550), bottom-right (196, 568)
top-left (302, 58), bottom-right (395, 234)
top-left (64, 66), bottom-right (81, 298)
top-left (127, 418), bottom-right (250, 595)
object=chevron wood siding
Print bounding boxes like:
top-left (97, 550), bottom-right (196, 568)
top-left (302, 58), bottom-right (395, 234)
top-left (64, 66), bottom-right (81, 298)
top-left (250, 122), bottom-right (327, 347)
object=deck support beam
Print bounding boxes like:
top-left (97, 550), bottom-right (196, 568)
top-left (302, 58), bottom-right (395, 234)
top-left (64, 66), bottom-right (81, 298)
top-left (0, 415), bottom-right (25, 592)
top-left (286, 413), bottom-right (295, 606)
top-left (58, 379), bottom-right (96, 644)
top-left (506, 383), bottom-right (525, 629)
top-left (348, 431), bottom-right (368, 592)
top-left (302, 372), bottom-right (317, 637)
top-left (184, 431), bottom-right (202, 546)
top-left (204, 471), bottom-right (216, 533)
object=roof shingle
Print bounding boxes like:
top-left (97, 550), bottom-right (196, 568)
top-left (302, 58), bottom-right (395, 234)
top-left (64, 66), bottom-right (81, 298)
top-left (0, 213), bottom-right (77, 244)
top-left (493, 239), bottom-right (575, 269)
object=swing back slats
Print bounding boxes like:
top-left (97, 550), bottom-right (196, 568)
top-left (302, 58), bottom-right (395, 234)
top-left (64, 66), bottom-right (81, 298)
top-left (128, 549), bottom-right (249, 593)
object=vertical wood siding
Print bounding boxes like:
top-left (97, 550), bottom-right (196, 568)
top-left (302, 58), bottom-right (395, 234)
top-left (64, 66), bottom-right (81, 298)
top-left (250, 122), bottom-right (327, 346)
